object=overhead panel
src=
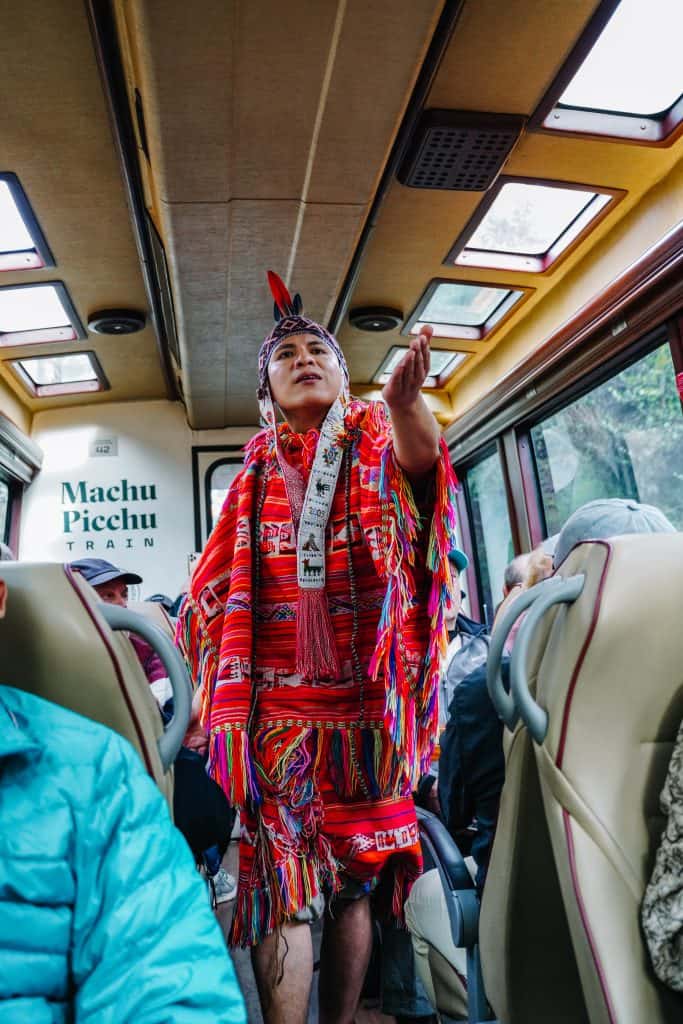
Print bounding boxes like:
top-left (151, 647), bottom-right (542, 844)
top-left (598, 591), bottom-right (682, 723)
top-left (340, 0), bottom-right (683, 422)
top-left (119, 0), bottom-right (444, 428)
top-left (0, 0), bottom-right (166, 412)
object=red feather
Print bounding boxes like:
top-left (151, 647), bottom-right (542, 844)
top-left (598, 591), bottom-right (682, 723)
top-left (267, 270), bottom-right (293, 318)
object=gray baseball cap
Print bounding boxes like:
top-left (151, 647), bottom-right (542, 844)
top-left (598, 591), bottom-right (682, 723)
top-left (554, 498), bottom-right (675, 568)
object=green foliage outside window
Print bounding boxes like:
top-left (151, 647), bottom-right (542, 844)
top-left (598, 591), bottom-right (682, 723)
top-left (532, 344), bottom-right (683, 534)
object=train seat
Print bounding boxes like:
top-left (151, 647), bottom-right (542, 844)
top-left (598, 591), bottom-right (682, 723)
top-left (407, 577), bottom-right (588, 1023)
top-left (129, 599), bottom-right (176, 640)
top-left (0, 562), bottom-right (189, 807)
top-left (513, 535), bottom-right (683, 1024)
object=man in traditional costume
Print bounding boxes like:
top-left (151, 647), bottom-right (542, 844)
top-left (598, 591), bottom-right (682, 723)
top-left (178, 273), bottom-right (458, 1024)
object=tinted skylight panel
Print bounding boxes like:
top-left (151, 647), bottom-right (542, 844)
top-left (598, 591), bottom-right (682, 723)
top-left (0, 284), bottom-right (70, 333)
top-left (421, 283), bottom-right (508, 327)
top-left (560, 0), bottom-right (683, 116)
top-left (0, 282), bottom-right (83, 346)
top-left (467, 183), bottom-right (596, 255)
top-left (376, 345), bottom-right (465, 387)
top-left (0, 175), bottom-right (53, 271)
top-left (0, 181), bottom-right (33, 252)
top-left (19, 353), bottom-right (97, 386)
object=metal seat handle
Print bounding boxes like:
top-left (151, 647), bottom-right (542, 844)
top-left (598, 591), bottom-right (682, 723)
top-left (99, 603), bottom-right (192, 771)
top-left (487, 579), bottom-right (561, 729)
top-left (510, 574), bottom-right (585, 745)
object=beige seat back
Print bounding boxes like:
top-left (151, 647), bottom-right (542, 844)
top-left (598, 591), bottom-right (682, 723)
top-left (0, 561), bottom-right (173, 806)
top-left (129, 600), bottom-right (176, 641)
top-left (525, 535), bottom-right (683, 1024)
top-left (479, 714), bottom-right (588, 1023)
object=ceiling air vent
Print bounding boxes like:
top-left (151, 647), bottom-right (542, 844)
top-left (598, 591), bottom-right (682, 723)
top-left (398, 110), bottom-right (525, 191)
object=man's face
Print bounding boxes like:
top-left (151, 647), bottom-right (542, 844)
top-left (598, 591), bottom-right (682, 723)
top-left (267, 333), bottom-right (342, 419)
top-left (94, 579), bottom-right (128, 607)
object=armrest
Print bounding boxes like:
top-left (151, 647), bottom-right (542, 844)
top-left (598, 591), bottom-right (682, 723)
top-left (416, 806), bottom-right (479, 950)
top-left (416, 806), bottom-right (474, 892)
top-left (99, 604), bottom-right (192, 771)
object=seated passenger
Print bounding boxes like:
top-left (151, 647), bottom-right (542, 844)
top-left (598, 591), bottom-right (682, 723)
top-left (436, 551), bottom-right (520, 889)
top-left (641, 717), bottom-right (683, 992)
top-left (71, 557), bottom-right (237, 905)
top-left (502, 552), bottom-right (529, 596)
top-left (406, 498), bottom-right (677, 1017)
top-left (71, 558), bottom-right (172, 707)
top-left (0, 575), bottom-right (245, 1023)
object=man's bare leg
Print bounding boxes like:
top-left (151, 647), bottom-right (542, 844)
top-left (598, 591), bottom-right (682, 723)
top-left (251, 920), bottom-right (314, 1024)
top-left (318, 895), bottom-right (374, 1024)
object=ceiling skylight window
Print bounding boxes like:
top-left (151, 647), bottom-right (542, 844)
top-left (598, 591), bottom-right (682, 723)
top-left (532, 0), bottom-right (683, 142)
top-left (447, 179), bottom-right (617, 273)
top-left (404, 280), bottom-right (529, 341)
top-left (375, 345), bottom-right (467, 388)
top-left (11, 351), bottom-right (108, 397)
top-left (0, 282), bottom-right (85, 347)
top-left (0, 174), bottom-right (54, 271)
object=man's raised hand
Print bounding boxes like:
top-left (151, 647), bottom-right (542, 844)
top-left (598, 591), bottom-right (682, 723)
top-left (382, 325), bottom-right (433, 410)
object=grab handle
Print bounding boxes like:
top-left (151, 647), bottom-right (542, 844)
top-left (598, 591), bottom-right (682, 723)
top-left (487, 579), bottom-right (559, 729)
top-left (511, 574), bottom-right (585, 744)
top-left (99, 604), bottom-right (192, 771)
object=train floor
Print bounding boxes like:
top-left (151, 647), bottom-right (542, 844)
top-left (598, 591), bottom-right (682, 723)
top-left (216, 842), bottom-right (397, 1024)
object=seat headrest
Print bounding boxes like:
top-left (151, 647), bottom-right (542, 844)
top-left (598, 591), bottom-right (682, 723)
top-left (0, 562), bottom-right (168, 790)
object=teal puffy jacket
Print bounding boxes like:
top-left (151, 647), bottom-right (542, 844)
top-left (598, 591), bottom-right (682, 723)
top-left (0, 686), bottom-right (246, 1023)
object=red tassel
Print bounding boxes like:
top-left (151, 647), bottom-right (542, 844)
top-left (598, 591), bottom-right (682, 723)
top-left (267, 270), bottom-right (294, 318)
top-left (296, 588), bottom-right (341, 680)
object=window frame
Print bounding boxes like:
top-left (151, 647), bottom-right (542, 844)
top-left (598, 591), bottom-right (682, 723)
top-left (373, 344), bottom-right (469, 388)
top-left (403, 277), bottom-right (533, 343)
top-left (517, 325), bottom-right (678, 541)
top-left (8, 350), bottom-right (109, 398)
top-left (0, 280), bottom-right (86, 348)
top-left (445, 176), bottom-right (624, 274)
top-left (460, 441), bottom-right (516, 628)
top-left (528, 0), bottom-right (683, 146)
top-left (452, 316), bottom-right (683, 613)
top-left (204, 455), bottom-right (243, 538)
top-left (0, 172), bottom-right (55, 272)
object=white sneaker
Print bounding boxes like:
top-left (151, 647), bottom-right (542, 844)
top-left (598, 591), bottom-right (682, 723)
top-left (210, 867), bottom-right (237, 905)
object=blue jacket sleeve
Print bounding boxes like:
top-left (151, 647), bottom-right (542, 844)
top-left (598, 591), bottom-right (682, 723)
top-left (70, 731), bottom-right (246, 1023)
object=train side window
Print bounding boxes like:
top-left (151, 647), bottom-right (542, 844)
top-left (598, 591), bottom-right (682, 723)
top-left (205, 458), bottom-right (242, 534)
top-left (530, 342), bottom-right (683, 534)
top-left (0, 478), bottom-right (9, 543)
top-left (464, 448), bottom-right (514, 627)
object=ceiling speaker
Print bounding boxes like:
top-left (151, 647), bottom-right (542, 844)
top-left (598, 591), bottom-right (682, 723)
top-left (349, 307), bottom-right (402, 332)
top-left (87, 309), bottom-right (146, 335)
top-left (398, 110), bottom-right (524, 191)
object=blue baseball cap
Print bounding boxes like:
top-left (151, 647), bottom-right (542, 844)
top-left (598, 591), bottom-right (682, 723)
top-left (70, 558), bottom-right (142, 587)
top-left (447, 547), bottom-right (469, 573)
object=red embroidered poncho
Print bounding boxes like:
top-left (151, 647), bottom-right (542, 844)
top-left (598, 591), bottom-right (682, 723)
top-left (178, 400), bottom-right (457, 945)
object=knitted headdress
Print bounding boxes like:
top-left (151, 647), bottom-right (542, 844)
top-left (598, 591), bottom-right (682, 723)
top-left (258, 271), bottom-right (350, 679)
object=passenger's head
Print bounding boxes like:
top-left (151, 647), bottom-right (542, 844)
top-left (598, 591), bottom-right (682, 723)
top-left (553, 498), bottom-right (676, 568)
top-left (503, 553), bottom-right (530, 596)
top-left (146, 593), bottom-right (174, 612)
top-left (445, 547), bottom-right (469, 627)
top-left (70, 558), bottom-right (143, 607)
